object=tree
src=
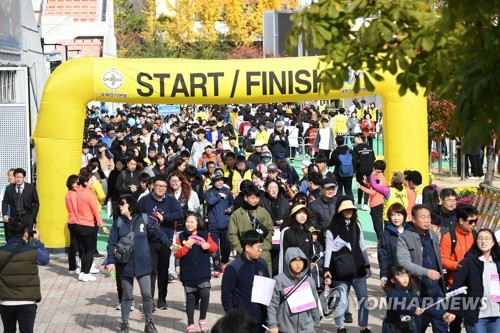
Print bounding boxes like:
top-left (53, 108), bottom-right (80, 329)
top-left (427, 93), bottom-right (457, 142)
top-left (287, 0), bottom-right (500, 184)
top-left (223, 0), bottom-right (255, 45)
top-left (163, 0), bottom-right (198, 50)
top-left (195, 0), bottom-right (223, 44)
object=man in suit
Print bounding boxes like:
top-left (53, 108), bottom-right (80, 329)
top-left (2, 168), bottom-right (39, 240)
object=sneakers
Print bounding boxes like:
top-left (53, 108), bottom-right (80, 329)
top-left (212, 271), bottom-right (221, 278)
top-left (78, 272), bottom-right (84, 281)
top-left (362, 204), bottom-right (369, 211)
top-left (94, 252), bottom-right (105, 259)
top-left (168, 274), bottom-right (175, 283)
top-left (144, 320), bottom-right (158, 333)
top-left (120, 321), bottom-right (129, 333)
top-left (186, 324), bottom-right (196, 333)
top-left (68, 268), bottom-right (80, 275)
top-left (360, 328), bottom-right (371, 333)
top-left (344, 312), bottom-right (353, 323)
top-left (157, 300), bottom-right (168, 310)
top-left (115, 302), bottom-right (121, 310)
top-left (90, 265), bottom-right (100, 274)
top-left (338, 328), bottom-right (348, 333)
top-left (81, 274), bottom-right (97, 282)
top-left (199, 319), bottom-right (209, 333)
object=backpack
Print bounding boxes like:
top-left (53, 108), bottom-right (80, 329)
top-left (449, 228), bottom-right (477, 255)
top-left (114, 213), bottom-right (149, 264)
top-left (338, 151), bottom-right (354, 177)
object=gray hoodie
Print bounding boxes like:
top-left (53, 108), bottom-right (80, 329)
top-left (268, 247), bottom-right (321, 333)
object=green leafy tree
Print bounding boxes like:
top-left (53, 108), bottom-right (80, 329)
top-left (287, 0), bottom-right (500, 183)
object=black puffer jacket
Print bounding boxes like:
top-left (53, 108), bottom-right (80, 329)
top-left (307, 196), bottom-right (338, 232)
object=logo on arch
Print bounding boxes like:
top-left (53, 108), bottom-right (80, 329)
top-left (102, 68), bottom-right (124, 90)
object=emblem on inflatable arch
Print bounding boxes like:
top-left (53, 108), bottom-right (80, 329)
top-left (102, 68), bottom-right (124, 90)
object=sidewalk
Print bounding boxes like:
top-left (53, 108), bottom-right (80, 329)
top-left (0, 248), bottom-right (388, 333)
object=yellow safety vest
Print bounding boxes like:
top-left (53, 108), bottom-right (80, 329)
top-left (383, 187), bottom-right (409, 221)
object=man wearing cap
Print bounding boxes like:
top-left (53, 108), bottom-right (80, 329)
top-left (127, 128), bottom-right (148, 159)
top-left (276, 157), bottom-right (299, 188)
top-left (229, 155), bottom-right (253, 194)
top-left (248, 140), bottom-right (264, 166)
top-left (307, 178), bottom-right (338, 232)
top-left (204, 170), bottom-right (234, 277)
top-left (178, 126), bottom-right (193, 151)
top-left (256, 151), bottom-right (273, 178)
top-left (197, 144), bottom-right (223, 172)
top-left (268, 121), bottom-right (289, 161)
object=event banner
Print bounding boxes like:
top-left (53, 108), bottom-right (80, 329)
top-left (94, 57), bottom-right (364, 104)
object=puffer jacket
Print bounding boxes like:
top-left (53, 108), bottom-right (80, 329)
top-left (307, 196), bottom-right (338, 232)
top-left (377, 222), bottom-right (408, 279)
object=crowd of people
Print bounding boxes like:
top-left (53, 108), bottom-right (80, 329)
top-left (0, 100), bottom-right (499, 333)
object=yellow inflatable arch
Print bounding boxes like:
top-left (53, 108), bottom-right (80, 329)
top-left (33, 57), bottom-right (427, 249)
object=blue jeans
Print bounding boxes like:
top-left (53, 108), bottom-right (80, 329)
top-left (333, 276), bottom-right (369, 328)
top-left (209, 227), bottom-right (230, 272)
top-left (465, 317), bottom-right (500, 333)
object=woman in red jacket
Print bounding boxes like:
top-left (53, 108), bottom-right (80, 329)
top-left (361, 113), bottom-right (376, 148)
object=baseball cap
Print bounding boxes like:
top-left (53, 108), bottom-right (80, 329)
top-left (321, 177), bottom-right (337, 188)
top-left (268, 164), bottom-right (278, 172)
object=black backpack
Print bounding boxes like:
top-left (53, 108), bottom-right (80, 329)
top-left (449, 228), bottom-right (477, 255)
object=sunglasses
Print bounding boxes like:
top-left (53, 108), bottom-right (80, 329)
top-left (466, 218), bottom-right (478, 225)
top-left (119, 202), bottom-right (128, 206)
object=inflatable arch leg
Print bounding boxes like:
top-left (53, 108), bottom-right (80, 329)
top-left (33, 57), bottom-right (427, 249)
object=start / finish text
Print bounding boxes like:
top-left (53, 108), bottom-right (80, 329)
top-left (135, 69), bottom-right (320, 98)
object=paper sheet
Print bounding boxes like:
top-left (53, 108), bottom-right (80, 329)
top-left (284, 281), bottom-right (317, 313)
top-left (272, 226), bottom-right (281, 245)
top-left (490, 274), bottom-right (500, 302)
top-left (251, 276), bottom-right (276, 306)
top-left (331, 237), bottom-right (351, 252)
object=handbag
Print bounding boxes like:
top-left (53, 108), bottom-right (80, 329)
top-left (247, 212), bottom-right (269, 238)
top-left (330, 223), bottom-right (357, 280)
top-left (390, 317), bottom-right (415, 333)
top-left (113, 214), bottom-right (148, 264)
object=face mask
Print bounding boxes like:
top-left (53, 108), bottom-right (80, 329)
top-left (265, 112), bottom-right (270, 117)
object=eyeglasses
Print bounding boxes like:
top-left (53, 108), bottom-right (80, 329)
top-left (170, 180), bottom-right (180, 184)
top-left (478, 237), bottom-right (493, 242)
top-left (154, 184), bottom-right (167, 188)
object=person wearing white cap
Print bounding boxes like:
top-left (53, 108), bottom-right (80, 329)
top-left (248, 139), bottom-right (264, 166)
top-left (323, 197), bottom-right (371, 333)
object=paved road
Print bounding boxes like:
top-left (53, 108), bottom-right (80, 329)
top-left (0, 249), bottom-right (389, 333)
